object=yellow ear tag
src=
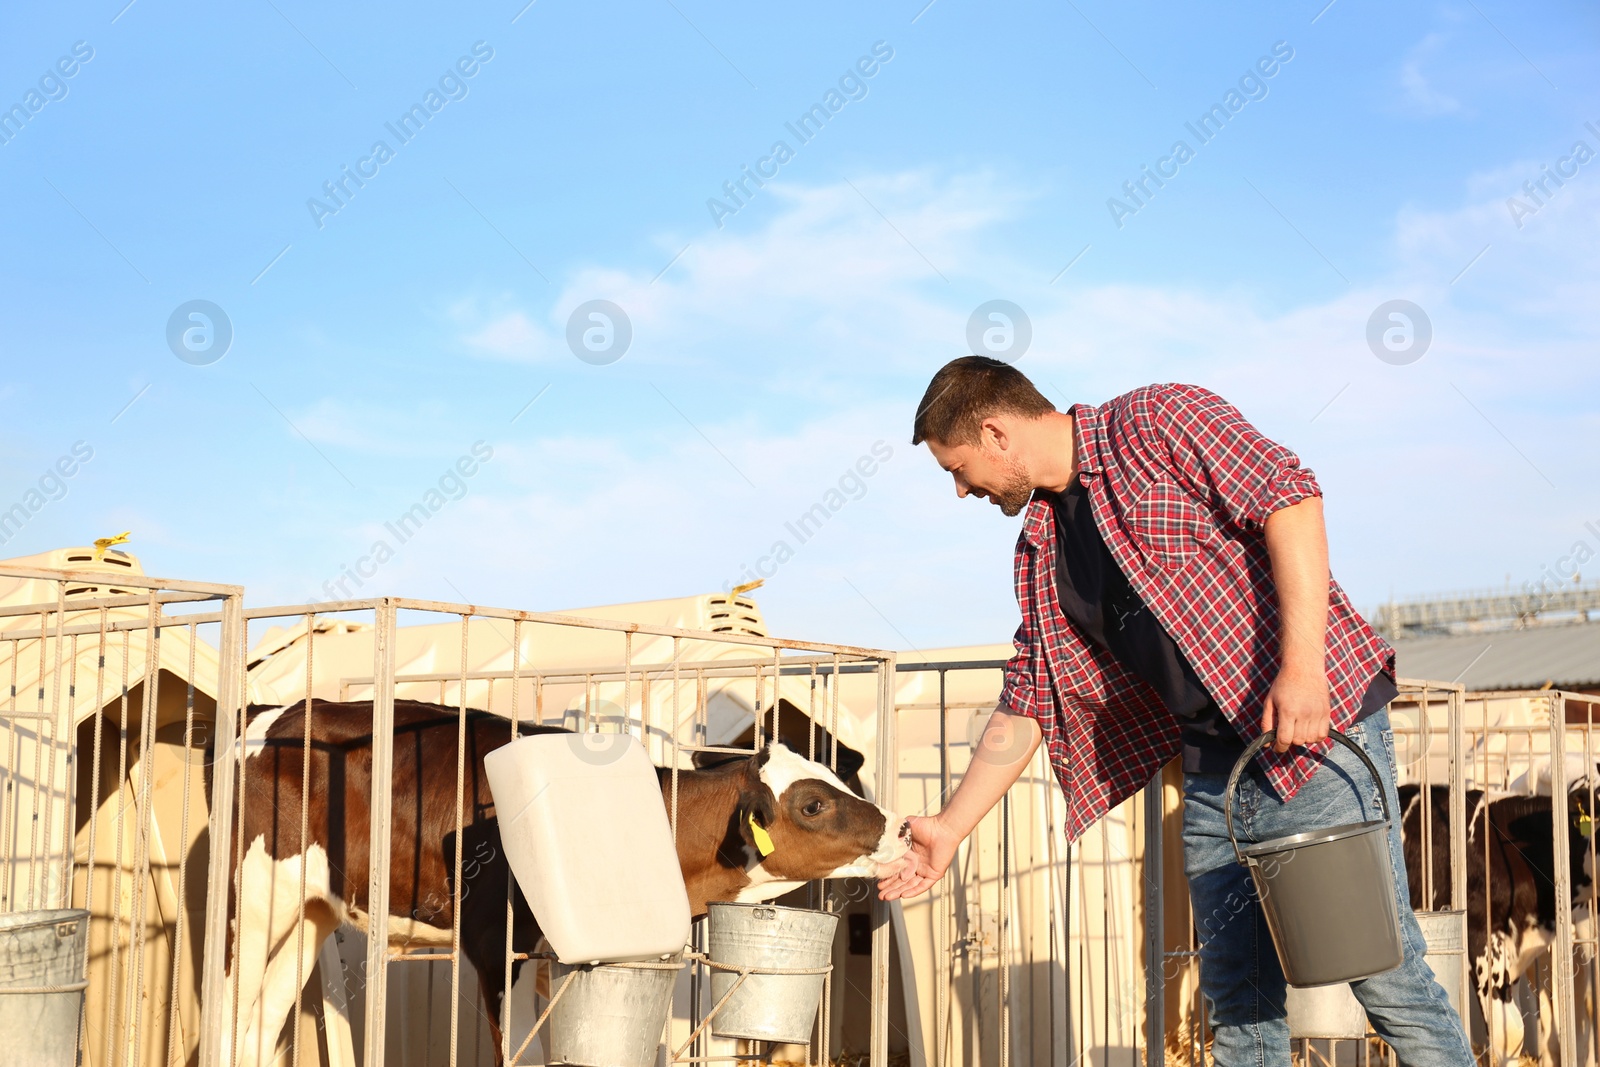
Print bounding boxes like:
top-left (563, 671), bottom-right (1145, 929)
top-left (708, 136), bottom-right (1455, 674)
top-left (749, 815), bottom-right (775, 857)
top-left (1579, 814), bottom-right (1594, 839)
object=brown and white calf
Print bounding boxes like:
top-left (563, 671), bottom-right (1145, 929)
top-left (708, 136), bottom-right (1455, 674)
top-left (222, 698), bottom-right (908, 1067)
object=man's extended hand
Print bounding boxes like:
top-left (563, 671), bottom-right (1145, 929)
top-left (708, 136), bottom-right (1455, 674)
top-left (1261, 663), bottom-right (1332, 753)
top-left (877, 814), bottom-right (961, 901)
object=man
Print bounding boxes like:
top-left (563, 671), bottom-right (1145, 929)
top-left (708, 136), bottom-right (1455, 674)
top-left (878, 357), bottom-right (1471, 1066)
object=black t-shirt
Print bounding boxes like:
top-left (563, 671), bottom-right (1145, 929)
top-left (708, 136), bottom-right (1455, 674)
top-left (1050, 480), bottom-right (1395, 774)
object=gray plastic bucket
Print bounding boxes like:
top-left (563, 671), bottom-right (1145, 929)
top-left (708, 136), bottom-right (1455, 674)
top-left (0, 908), bottom-right (90, 1067)
top-left (547, 956), bottom-right (683, 1067)
top-left (706, 902), bottom-right (838, 1043)
top-left (1226, 730), bottom-right (1404, 987)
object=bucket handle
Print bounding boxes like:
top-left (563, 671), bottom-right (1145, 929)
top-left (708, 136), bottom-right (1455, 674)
top-left (1224, 729), bottom-right (1392, 867)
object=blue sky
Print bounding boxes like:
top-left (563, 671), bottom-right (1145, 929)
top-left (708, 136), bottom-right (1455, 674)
top-left (1, 0), bottom-right (1596, 650)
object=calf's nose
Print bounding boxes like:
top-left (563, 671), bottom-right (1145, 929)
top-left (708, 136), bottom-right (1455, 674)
top-left (868, 810), bottom-right (911, 863)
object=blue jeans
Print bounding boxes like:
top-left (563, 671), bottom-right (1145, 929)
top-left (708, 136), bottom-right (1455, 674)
top-left (1181, 708), bottom-right (1473, 1067)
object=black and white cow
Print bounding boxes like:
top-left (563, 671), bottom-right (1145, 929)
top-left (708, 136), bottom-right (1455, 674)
top-left (1399, 783), bottom-right (1595, 1064)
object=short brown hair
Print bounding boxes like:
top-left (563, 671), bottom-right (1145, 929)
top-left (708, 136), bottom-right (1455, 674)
top-left (911, 356), bottom-right (1056, 446)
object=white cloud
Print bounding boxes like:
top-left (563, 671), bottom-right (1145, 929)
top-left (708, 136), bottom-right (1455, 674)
top-left (385, 167), bottom-right (1600, 648)
top-left (463, 309), bottom-right (550, 361)
top-left (1397, 33), bottom-right (1464, 116)
top-left (269, 396), bottom-right (481, 459)
top-left (450, 172), bottom-right (1019, 379)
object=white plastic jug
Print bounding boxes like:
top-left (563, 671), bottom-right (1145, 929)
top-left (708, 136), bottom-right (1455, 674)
top-left (483, 731), bottom-right (691, 964)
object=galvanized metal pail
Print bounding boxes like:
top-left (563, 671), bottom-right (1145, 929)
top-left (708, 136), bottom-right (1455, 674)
top-left (1226, 730), bottom-right (1404, 987)
top-left (706, 902), bottom-right (838, 1043)
top-left (0, 908), bottom-right (89, 1067)
top-left (1287, 910), bottom-right (1468, 1036)
top-left (547, 956), bottom-right (683, 1067)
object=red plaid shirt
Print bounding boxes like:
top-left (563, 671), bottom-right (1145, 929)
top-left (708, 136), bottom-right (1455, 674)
top-left (1000, 383), bottom-right (1393, 841)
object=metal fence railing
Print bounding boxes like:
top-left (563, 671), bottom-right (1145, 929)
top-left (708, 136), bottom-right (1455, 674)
top-left (0, 564), bottom-right (908, 1067)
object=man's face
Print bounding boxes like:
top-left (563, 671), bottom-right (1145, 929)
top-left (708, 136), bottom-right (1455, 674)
top-left (926, 432), bottom-right (1035, 517)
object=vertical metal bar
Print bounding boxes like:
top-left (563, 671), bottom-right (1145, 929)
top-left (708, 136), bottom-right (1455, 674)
top-left (1144, 773), bottom-right (1164, 1067)
top-left (1445, 686), bottom-right (1472, 1029)
top-left (1448, 688), bottom-right (1466, 913)
top-left (502, 617), bottom-right (522, 1067)
top-left (820, 654), bottom-right (839, 1067)
top-left (229, 615), bottom-right (253, 1063)
top-left (127, 598), bottom-right (164, 1067)
top-left (46, 584), bottom-right (69, 910)
top-left (1589, 702), bottom-right (1600, 1067)
top-left (1427, 694), bottom-right (1440, 908)
top-left (752, 655), bottom-right (766, 750)
top-left (83, 605), bottom-right (110, 922)
top-left (73, 611), bottom-right (102, 1067)
top-left (582, 672), bottom-right (592, 732)
top-left (1, 631), bottom-right (16, 911)
top-left (28, 607), bottom-right (50, 912)
top-left (103, 629), bottom-right (132, 1067)
top-left (771, 645), bottom-right (781, 744)
top-left (870, 654), bottom-right (897, 1067)
top-left (695, 668), bottom-right (707, 749)
top-left (806, 662), bottom-right (817, 764)
top-left (669, 637), bottom-right (681, 845)
top-left (59, 630), bottom-right (81, 912)
top-left (936, 669), bottom-right (950, 1067)
top-left (363, 599), bottom-right (399, 1067)
top-left (198, 593), bottom-right (245, 1067)
top-left (1101, 819), bottom-right (1111, 1059)
top-left (623, 631), bottom-right (633, 739)
top-left (1549, 691), bottom-right (1578, 1067)
top-left (291, 614), bottom-right (316, 1067)
top-left (999, 789), bottom-right (1012, 1067)
top-left (449, 612), bottom-right (470, 1067)
top-left (1481, 697), bottom-right (1494, 1057)
top-left (829, 653), bottom-right (840, 770)
top-left (1586, 701), bottom-right (1599, 1067)
top-left (166, 625), bottom-right (201, 1067)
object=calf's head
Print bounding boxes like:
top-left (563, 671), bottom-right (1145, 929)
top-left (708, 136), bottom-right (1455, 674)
top-left (733, 741), bottom-right (909, 881)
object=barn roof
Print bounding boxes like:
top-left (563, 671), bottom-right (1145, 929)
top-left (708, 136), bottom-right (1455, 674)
top-left (1392, 622), bottom-right (1600, 691)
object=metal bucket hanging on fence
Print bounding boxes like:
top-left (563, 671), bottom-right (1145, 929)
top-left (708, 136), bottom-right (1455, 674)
top-left (546, 956), bottom-right (684, 1067)
top-left (706, 902), bottom-right (838, 1043)
top-left (1226, 730), bottom-right (1405, 987)
top-left (0, 909), bottom-right (89, 1067)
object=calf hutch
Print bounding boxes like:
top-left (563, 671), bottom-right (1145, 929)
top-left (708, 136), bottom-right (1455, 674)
top-left (5, 548), bottom-right (1598, 1067)
top-left (0, 549), bottom-right (240, 1067)
top-left (0, 551), bottom-right (917, 1067)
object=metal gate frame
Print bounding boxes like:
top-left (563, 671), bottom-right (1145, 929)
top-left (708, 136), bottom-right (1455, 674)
top-left (1452, 685), bottom-right (1600, 1067)
top-left (211, 594), bottom-right (901, 1067)
top-left (897, 657), bottom-right (1103, 1067)
top-left (898, 661), bottom-right (1600, 1067)
top-left (24, 564), bottom-right (1594, 1066)
top-left (0, 562), bottom-right (245, 1067)
top-left (1241, 679), bottom-right (1598, 1067)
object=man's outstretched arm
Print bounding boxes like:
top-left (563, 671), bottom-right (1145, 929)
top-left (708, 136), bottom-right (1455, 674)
top-left (1262, 495), bottom-right (1331, 753)
top-left (877, 706), bottom-right (1042, 901)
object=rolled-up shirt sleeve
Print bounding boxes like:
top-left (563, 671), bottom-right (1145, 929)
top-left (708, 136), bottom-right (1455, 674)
top-left (1000, 618), bottom-right (1040, 719)
top-left (999, 530), bottom-right (1043, 718)
top-left (1148, 383), bottom-right (1321, 529)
